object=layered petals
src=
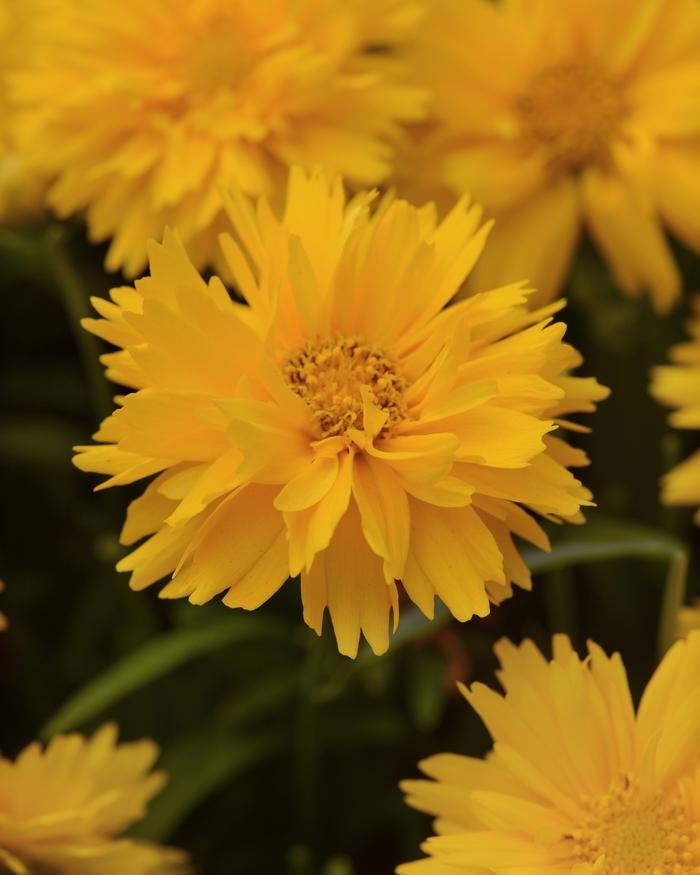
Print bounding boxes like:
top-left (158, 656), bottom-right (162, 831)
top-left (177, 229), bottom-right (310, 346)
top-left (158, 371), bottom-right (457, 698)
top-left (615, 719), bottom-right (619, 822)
top-left (400, 632), bottom-right (700, 874)
top-left (401, 0), bottom-right (700, 310)
top-left (0, 725), bottom-right (188, 875)
top-left (15, 0), bottom-right (426, 275)
top-left (75, 167), bottom-right (606, 655)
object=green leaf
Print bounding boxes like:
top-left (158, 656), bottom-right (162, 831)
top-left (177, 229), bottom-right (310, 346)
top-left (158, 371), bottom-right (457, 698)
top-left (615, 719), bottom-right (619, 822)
top-left (42, 615), bottom-right (292, 738)
top-left (132, 726), bottom-right (284, 842)
top-left (522, 514), bottom-right (689, 655)
top-left (340, 514), bottom-right (690, 674)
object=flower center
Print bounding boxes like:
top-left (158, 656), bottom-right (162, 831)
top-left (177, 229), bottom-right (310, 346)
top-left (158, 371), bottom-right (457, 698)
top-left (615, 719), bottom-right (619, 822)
top-left (283, 336), bottom-right (407, 438)
top-left (569, 778), bottom-right (700, 874)
top-left (516, 61), bottom-right (627, 171)
top-left (186, 25), bottom-right (255, 92)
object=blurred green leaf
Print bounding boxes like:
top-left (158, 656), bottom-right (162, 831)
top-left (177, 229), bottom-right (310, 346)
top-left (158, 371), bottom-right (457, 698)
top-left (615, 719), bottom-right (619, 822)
top-left (0, 416), bottom-right (80, 468)
top-left (42, 615), bottom-right (292, 738)
top-left (133, 726), bottom-right (284, 842)
top-left (404, 652), bottom-right (447, 732)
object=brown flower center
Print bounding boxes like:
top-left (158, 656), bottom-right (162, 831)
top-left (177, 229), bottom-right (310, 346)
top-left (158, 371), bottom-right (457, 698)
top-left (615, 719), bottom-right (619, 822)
top-left (516, 61), bottom-right (627, 171)
top-left (283, 336), bottom-right (407, 438)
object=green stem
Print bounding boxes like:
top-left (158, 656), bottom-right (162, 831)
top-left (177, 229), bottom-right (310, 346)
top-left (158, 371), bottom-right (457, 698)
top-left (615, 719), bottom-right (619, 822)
top-left (42, 225), bottom-right (112, 423)
top-left (658, 548), bottom-right (689, 655)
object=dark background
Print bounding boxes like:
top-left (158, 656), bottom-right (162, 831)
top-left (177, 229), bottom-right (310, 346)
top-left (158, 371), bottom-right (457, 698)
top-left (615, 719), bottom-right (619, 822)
top-left (1, 221), bottom-right (698, 875)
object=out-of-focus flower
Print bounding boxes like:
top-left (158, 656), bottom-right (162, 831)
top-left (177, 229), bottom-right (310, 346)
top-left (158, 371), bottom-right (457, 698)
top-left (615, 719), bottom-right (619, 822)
top-left (0, 580), bottom-right (6, 631)
top-left (400, 632), bottom-right (700, 873)
top-left (0, 724), bottom-right (188, 875)
top-left (651, 299), bottom-right (700, 521)
top-left (16, 0), bottom-right (425, 276)
top-left (0, 1), bottom-right (46, 223)
top-left (401, 0), bottom-right (700, 311)
top-left (74, 167), bottom-right (607, 657)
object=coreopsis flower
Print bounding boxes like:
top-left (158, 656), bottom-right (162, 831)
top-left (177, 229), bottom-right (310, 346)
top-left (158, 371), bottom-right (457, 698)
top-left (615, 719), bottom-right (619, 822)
top-left (400, 632), bottom-right (700, 874)
top-left (74, 167), bottom-right (607, 657)
top-left (0, 0), bottom-right (45, 223)
top-left (403, 0), bottom-right (700, 311)
top-left (651, 299), bottom-right (700, 521)
top-left (0, 724), bottom-right (188, 875)
top-left (15, 0), bottom-right (425, 277)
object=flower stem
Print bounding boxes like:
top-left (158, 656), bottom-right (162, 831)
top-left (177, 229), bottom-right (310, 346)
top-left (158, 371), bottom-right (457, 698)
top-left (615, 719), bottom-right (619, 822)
top-left (42, 224), bottom-right (112, 423)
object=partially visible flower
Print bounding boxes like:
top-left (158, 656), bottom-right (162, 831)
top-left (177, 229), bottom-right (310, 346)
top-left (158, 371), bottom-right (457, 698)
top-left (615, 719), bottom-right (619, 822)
top-left (0, 0), bottom-right (46, 223)
top-left (401, 0), bottom-right (700, 311)
top-left (651, 299), bottom-right (700, 521)
top-left (16, 0), bottom-right (425, 276)
top-left (0, 580), bottom-right (6, 631)
top-left (74, 166), bottom-right (607, 657)
top-left (0, 724), bottom-right (188, 875)
top-left (400, 631), bottom-right (700, 874)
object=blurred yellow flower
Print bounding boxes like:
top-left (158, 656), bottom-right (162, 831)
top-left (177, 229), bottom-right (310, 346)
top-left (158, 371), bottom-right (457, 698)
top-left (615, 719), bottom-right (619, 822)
top-left (0, 0), bottom-right (45, 223)
top-left (0, 580), bottom-right (6, 631)
top-left (403, 0), bottom-right (700, 311)
top-left (651, 299), bottom-right (700, 521)
top-left (16, 0), bottom-right (425, 276)
top-left (0, 724), bottom-right (188, 875)
top-left (74, 167), bottom-right (607, 657)
top-left (400, 631), bottom-right (700, 874)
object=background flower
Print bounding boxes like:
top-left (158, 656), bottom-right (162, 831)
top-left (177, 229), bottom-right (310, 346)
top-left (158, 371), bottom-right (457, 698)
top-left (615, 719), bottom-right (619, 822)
top-left (74, 167), bottom-right (606, 656)
top-left (400, 0), bottom-right (700, 311)
top-left (0, 724), bottom-right (188, 875)
top-left (0, 0), bottom-right (45, 223)
top-left (15, 0), bottom-right (425, 276)
top-left (401, 632), bottom-right (700, 873)
top-left (652, 298), bottom-right (700, 521)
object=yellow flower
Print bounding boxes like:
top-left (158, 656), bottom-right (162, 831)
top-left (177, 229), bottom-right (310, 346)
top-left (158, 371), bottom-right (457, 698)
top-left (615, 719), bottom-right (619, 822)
top-left (403, 0), bottom-right (700, 311)
top-left (400, 632), bottom-right (700, 874)
top-left (0, 0), bottom-right (45, 223)
top-left (74, 167), bottom-right (607, 657)
top-left (16, 0), bottom-right (425, 277)
top-left (0, 579), bottom-right (6, 631)
top-left (0, 724), bottom-right (188, 875)
top-left (651, 299), bottom-right (700, 521)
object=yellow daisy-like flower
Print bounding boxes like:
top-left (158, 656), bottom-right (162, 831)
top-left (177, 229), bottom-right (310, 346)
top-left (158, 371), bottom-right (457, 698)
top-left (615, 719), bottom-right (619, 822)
top-left (651, 299), bottom-right (700, 521)
top-left (404, 0), bottom-right (700, 311)
top-left (16, 0), bottom-right (425, 276)
top-left (74, 167), bottom-right (607, 657)
top-left (0, 724), bottom-right (188, 875)
top-left (400, 631), bottom-right (700, 874)
top-left (0, 0), bottom-right (45, 223)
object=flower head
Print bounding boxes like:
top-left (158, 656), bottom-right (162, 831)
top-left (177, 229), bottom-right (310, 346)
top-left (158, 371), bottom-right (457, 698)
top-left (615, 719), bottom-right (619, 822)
top-left (16, 0), bottom-right (425, 276)
top-left (74, 167), bottom-right (607, 657)
top-left (400, 631), bottom-right (700, 874)
top-left (0, 724), bottom-right (188, 875)
top-left (651, 299), bottom-right (700, 521)
top-left (0, 0), bottom-right (45, 223)
top-left (402, 0), bottom-right (700, 311)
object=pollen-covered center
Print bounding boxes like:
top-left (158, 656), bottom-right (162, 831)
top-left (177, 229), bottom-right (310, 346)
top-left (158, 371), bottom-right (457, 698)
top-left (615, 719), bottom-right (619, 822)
top-left (516, 61), bottom-right (627, 171)
top-left (283, 336), bottom-right (408, 438)
top-left (569, 779), bottom-right (700, 874)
